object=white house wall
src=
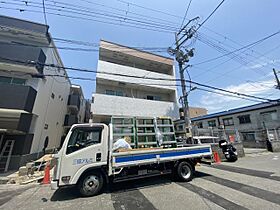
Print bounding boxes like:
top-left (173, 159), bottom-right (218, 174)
top-left (30, 47), bottom-right (70, 153)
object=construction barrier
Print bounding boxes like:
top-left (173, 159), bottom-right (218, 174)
top-left (41, 162), bottom-right (50, 184)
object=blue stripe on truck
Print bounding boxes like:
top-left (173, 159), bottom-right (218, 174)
top-left (115, 148), bottom-right (210, 163)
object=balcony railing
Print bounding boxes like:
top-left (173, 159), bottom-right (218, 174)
top-left (0, 113), bottom-right (33, 133)
top-left (0, 43), bottom-right (46, 74)
top-left (0, 83), bottom-right (37, 113)
top-left (67, 94), bottom-right (81, 111)
top-left (64, 114), bottom-right (78, 126)
top-left (91, 93), bottom-right (179, 119)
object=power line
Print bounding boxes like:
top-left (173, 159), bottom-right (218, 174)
top-left (4, 0), bottom-right (279, 74)
top-left (0, 55), bottom-right (276, 103)
top-left (42, 0), bottom-right (48, 26)
top-left (0, 40), bottom-right (169, 53)
top-left (195, 0), bottom-right (225, 32)
top-left (0, 65), bottom-right (277, 104)
top-left (1, 0), bottom-right (178, 33)
top-left (179, 0), bottom-right (192, 30)
top-left (0, 5), bottom-right (175, 34)
top-left (76, 0), bottom-right (178, 26)
top-left (192, 30), bottom-right (280, 66)
top-left (195, 87), bottom-right (263, 103)
top-left (116, 0), bottom-right (181, 19)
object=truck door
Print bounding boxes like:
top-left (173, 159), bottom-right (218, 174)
top-left (59, 125), bottom-right (108, 186)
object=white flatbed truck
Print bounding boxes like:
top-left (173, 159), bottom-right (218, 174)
top-left (51, 123), bottom-right (212, 196)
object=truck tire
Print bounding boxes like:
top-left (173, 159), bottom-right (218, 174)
top-left (176, 161), bottom-right (194, 182)
top-left (78, 172), bottom-right (104, 197)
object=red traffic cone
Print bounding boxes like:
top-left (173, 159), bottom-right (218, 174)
top-left (42, 162), bottom-right (51, 184)
top-left (213, 151), bottom-right (221, 164)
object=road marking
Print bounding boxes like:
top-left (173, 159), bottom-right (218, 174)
top-left (210, 164), bottom-right (280, 181)
top-left (177, 182), bottom-right (248, 210)
top-left (196, 171), bottom-right (280, 205)
top-left (140, 182), bottom-right (224, 210)
top-left (111, 189), bottom-right (157, 210)
top-left (0, 185), bottom-right (35, 207)
top-left (196, 166), bottom-right (280, 193)
top-left (191, 178), bottom-right (280, 210)
top-left (198, 166), bottom-right (280, 194)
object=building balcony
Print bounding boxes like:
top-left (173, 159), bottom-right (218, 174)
top-left (67, 94), bottom-right (81, 113)
top-left (0, 111), bottom-right (33, 133)
top-left (99, 40), bottom-right (174, 75)
top-left (91, 93), bottom-right (179, 119)
top-left (0, 43), bottom-right (46, 74)
top-left (96, 60), bottom-right (177, 91)
top-left (0, 83), bottom-right (37, 113)
top-left (64, 114), bottom-right (78, 127)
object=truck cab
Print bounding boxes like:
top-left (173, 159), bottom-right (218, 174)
top-left (52, 123), bottom-right (109, 194)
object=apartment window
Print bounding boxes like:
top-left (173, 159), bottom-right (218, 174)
top-left (105, 90), bottom-right (123, 96)
top-left (147, 95), bottom-right (161, 101)
top-left (242, 132), bottom-right (255, 141)
top-left (238, 115), bottom-right (251, 124)
top-left (116, 91), bottom-right (123, 96)
top-left (208, 120), bottom-right (216, 127)
top-left (0, 76), bottom-right (26, 85)
top-left (223, 117), bottom-right (234, 126)
top-left (105, 90), bottom-right (115, 95)
top-left (260, 110), bottom-right (278, 121)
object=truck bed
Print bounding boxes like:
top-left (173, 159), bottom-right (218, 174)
top-left (111, 145), bottom-right (212, 168)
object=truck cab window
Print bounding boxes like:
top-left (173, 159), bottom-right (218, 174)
top-left (66, 127), bottom-right (102, 154)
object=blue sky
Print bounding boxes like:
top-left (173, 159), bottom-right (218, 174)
top-left (1, 0), bottom-right (280, 113)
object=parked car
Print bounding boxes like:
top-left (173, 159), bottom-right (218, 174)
top-left (193, 136), bottom-right (220, 145)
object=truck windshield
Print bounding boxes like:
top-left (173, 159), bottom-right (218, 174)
top-left (66, 127), bottom-right (103, 154)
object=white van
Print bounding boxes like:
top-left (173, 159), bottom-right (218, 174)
top-left (193, 136), bottom-right (219, 145)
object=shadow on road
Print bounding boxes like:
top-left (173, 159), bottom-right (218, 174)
top-left (50, 174), bottom-right (173, 201)
top-left (50, 186), bottom-right (80, 201)
top-left (50, 172), bottom-right (214, 202)
top-left (194, 170), bottom-right (213, 178)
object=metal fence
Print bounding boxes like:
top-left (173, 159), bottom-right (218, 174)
top-left (192, 127), bottom-right (280, 148)
top-left (192, 127), bottom-right (240, 143)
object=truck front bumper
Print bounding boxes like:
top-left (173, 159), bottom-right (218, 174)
top-left (51, 180), bottom-right (59, 190)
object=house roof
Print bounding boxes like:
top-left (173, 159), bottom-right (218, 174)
top-left (191, 101), bottom-right (280, 121)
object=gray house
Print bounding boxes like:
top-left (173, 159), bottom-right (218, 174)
top-left (0, 15), bottom-right (71, 171)
top-left (191, 101), bottom-right (280, 148)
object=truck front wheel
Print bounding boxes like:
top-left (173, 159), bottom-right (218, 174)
top-left (78, 172), bottom-right (104, 197)
top-left (176, 162), bottom-right (194, 182)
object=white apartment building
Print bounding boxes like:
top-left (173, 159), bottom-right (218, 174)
top-left (91, 40), bottom-right (179, 123)
top-left (0, 15), bottom-right (71, 171)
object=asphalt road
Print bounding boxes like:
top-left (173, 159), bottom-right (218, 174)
top-left (1, 152), bottom-right (280, 210)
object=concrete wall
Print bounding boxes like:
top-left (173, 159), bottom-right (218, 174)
top-left (91, 93), bottom-right (179, 120)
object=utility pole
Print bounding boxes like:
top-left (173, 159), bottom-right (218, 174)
top-left (273, 68), bottom-right (280, 90)
top-left (168, 18), bottom-right (198, 139)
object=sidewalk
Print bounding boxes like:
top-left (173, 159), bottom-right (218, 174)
top-left (0, 170), bottom-right (17, 184)
top-left (244, 148), bottom-right (268, 154)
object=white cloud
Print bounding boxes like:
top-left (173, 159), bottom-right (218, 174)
top-left (248, 58), bottom-right (280, 70)
top-left (198, 79), bottom-right (280, 113)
